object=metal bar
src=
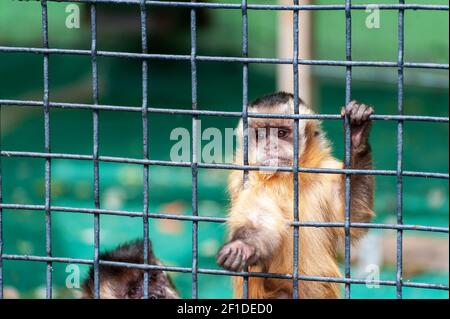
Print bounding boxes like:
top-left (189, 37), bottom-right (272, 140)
top-left (396, 0), bottom-right (405, 299)
top-left (190, 0), bottom-right (199, 299)
top-left (344, 0), bottom-right (352, 299)
top-left (1, 99), bottom-right (448, 123)
top-left (1, 150), bottom-right (448, 179)
top-left (292, 0), bottom-right (300, 300)
top-left (241, 0), bottom-right (249, 299)
top-left (0, 203), bottom-right (448, 233)
top-left (139, 0), bottom-right (150, 299)
top-left (90, 3), bottom-right (101, 299)
top-left (41, 0), bottom-right (53, 300)
top-left (29, 0), bottom-right (450, 11)
top-left (1, 253), bottom-right (448, 291)
top-left (1, 46), bottom-right (448, 70)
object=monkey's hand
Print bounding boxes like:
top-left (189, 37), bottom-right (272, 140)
top-left (341, 101), bottom-right (374, 150)
top-left (216, 240), bottom-right (256, 272)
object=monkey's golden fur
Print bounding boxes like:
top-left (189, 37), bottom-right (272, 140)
top-left (226, 97), bottom-right (374, 299)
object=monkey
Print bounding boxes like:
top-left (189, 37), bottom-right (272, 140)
top-left (82, 239), bottom-right (179, 299)
top-left (216, 92), bottom-right (374, 299)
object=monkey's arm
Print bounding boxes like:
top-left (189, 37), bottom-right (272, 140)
top-left (216, 189), bottom-right (288, 272)
top-left (337, 101), bottom-right (375, 241)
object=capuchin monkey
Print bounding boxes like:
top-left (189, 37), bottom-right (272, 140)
top-left (216, 92), bottom-right (375, 299)
top-left (82, 239), bottom-right (179, 299)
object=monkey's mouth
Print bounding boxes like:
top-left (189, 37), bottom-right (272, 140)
top-left (259, 157), bottom-right (293, 167)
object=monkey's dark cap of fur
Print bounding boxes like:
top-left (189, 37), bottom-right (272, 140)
top-left (81, 238), bottom-right (180, 299)
top-left (98, 239), bottom-right (156, 265)
top-left (81, 239), bottom-right (172, 298)
top-left (84, 239), bottom-right (157, 281)
top-left (249, 91), bottom-right (305, 108)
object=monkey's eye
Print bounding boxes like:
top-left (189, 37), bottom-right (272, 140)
top-left (150, 272), bottom-right (158, 280)
top-left (277, 129), bottom-right (289, 138)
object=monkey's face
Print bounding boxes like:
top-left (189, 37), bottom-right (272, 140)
top-left (123, 270), bottom-right (179, 299)
top-left (247, 121), bottom-right (296, 167)
top-left (239, 97), bottom-right (313, 168)
top-left (94, 269), bottom-right (179, 299)
top-left (122, 270), bottom-right (178, 299)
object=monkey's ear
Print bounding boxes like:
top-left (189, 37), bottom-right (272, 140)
top-left (305, 120), bottom-right (320, 140)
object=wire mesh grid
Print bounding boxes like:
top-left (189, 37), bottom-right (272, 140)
top-left (0, 0), bottom-right (449, 299)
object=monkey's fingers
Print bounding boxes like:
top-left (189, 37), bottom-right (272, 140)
top-left (216, 247), bottom-right (232, 266)
top-left (354, 106), bottom-right (365, 125)
top-left (349, 103), bottom-right (364, 125)
top-left (344, 100), bottom-right (359, 114)
top-left (362, 106), bottom-right (374, 122)
top-left (222, 248), bottom-right (240, 270)
top-left (344, 101), bottom-right (374, 126)
top-left (342, 101), bottom-right (360, 120)
top-left (354, 104), bottom-right (372, 125)
top-left (228, 251), bottom-right (244, 271)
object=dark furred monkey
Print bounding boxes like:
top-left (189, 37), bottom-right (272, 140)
top-left (82, 240), bottom-right (179, 299)
top-left (216, 92), bottom-right (375, 299)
